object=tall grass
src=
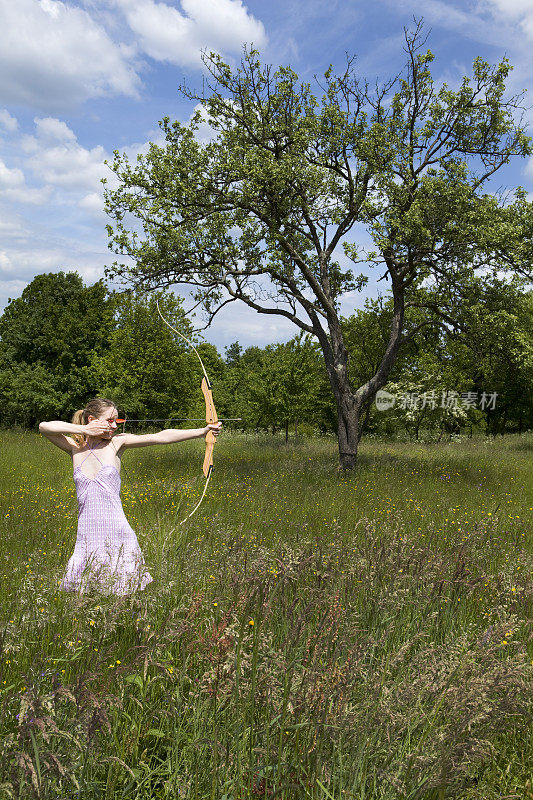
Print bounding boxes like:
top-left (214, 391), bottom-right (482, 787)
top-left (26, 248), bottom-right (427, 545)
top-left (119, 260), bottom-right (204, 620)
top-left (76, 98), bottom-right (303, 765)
top-left (0, 430), bottom-right (531, 799)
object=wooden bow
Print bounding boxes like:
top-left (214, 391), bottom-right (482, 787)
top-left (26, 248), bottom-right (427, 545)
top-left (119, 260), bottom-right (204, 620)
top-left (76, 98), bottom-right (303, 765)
top-left (156, 298), bottom-right (219, 523)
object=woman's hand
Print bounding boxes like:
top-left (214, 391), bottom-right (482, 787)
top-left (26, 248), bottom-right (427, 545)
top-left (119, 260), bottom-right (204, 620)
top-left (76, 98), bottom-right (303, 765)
top-left (84, 419), bottom-right (111, 437)
top-left (205, 422), bottom-right (222, 438)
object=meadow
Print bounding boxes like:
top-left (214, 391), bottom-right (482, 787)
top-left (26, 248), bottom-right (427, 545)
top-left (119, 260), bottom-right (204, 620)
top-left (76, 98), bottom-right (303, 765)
top-left (0, 429), bottom-right (531, 800)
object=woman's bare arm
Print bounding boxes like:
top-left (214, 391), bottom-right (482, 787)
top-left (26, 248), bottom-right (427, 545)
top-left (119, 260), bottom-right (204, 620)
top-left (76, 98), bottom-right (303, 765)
top-left (115, 424), bottom-right (221, 451)
top-left (38, 421), bottom-right (84, 454)
top-left (38, 419), bottom-right (110, 454)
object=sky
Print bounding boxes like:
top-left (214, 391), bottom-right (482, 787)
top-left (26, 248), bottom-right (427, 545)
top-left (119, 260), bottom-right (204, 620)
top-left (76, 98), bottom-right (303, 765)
top-left (1, 0), bottom-right (532, 352)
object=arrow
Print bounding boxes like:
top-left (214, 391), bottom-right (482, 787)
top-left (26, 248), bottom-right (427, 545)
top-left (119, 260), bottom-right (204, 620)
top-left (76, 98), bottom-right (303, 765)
top-left (116, 418), bottom-right (242, 422)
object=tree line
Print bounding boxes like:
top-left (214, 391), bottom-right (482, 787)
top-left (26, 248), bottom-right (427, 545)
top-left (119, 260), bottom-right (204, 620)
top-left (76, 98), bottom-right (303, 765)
top-left (0, 271), bottom-right (531, 440)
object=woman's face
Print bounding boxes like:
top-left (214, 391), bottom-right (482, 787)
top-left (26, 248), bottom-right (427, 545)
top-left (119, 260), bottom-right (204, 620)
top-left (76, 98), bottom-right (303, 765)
top-left (89, 407), bottom-right (119, 438)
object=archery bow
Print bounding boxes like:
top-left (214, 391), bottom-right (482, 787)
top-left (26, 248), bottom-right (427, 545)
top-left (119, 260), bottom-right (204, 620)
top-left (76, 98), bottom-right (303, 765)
top-left (156, 298), bottom-right (219, 524)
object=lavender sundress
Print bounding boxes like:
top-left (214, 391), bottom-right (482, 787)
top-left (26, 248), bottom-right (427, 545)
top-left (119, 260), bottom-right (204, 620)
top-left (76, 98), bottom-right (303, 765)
top-left (60, 445), bottom-right (153, 596)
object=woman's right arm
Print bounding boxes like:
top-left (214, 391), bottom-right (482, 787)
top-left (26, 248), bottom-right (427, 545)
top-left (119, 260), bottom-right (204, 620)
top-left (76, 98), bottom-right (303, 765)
top-left (38, 421), bottom-right (85, 454)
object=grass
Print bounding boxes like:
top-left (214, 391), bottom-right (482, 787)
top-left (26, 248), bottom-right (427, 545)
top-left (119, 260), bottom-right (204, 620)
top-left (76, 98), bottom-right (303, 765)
top-left (0, 429), bottom-right (531, 799)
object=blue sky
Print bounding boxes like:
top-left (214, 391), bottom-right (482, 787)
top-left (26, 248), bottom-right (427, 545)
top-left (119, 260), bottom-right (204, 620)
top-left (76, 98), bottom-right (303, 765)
top-left (1, 0), bottom-right (532, 351)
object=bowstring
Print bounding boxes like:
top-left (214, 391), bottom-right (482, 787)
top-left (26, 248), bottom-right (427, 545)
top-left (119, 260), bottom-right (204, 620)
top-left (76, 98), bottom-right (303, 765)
top-left (155, 297), bottom-right (217, 523)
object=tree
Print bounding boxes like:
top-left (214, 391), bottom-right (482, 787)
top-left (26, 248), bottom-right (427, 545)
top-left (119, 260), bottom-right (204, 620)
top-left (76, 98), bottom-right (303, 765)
top-left (350, 279), bottom-right (533, 439)
top-left (224, 341), bottom-right (243, 367)
top-left (477, 186), bottom-right (533, 283)
top-left (0, 363), bottom-right (66, 429)
top-left (244, 334), bottom-right (332, 439)
top-left (0, 272), bottom-right (114, 426)
top-left (103, 21), bottom-right (531, 469)
top-left (89, 291), bottom-right (202, 422)
top-left (439, 281), bottom-right (533, 435)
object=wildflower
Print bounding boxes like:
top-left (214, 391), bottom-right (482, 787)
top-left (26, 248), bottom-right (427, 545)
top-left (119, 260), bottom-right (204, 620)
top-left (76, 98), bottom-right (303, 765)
top-left (248, 619), bottom-right (254, 627)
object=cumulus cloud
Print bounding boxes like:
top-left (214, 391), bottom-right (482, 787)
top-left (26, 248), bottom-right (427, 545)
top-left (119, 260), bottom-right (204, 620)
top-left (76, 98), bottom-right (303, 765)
top-left (22, 116), bottom-right (110, 193)
top-left (0, 192), bottom-right (114, 293)
top-left (0, 0), bottom-right (141, 111)
top-left (0, 109), bottom-right (17, 133)
top-left (0, 241), bottom-right (107, 284)
top-left (0, 159), bottom-right (51, 204)
top-left (78, 191), bottom-right (107, 221)
top-left (0, 0), bottom-right (267, 112)
top-left (114, 0), bottom-right (267, 67)
top-left (483, 0), bottom-right (533, 38)
top-left (0, 112), bottom-right (162, 310)
top-left (180, 0), bottom-right (266, 53)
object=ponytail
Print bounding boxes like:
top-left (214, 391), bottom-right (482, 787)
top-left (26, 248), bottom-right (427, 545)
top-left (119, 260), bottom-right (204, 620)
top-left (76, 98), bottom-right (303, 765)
top-left (70, 409), bottom-right (86, 448)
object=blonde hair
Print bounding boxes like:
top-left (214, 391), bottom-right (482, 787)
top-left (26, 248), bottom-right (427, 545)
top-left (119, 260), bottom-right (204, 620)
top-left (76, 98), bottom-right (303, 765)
top-left (71, 398), bottom-right (118, 447)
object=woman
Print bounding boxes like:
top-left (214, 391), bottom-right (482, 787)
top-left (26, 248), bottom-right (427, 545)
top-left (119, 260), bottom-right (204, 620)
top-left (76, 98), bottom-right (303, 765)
top-left (39, 398), bottom-right (222, 596)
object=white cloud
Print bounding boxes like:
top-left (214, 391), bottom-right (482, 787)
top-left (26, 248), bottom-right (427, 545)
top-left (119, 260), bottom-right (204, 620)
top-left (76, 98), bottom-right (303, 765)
top-left (0, 158), bottom-right (51, 204)
top-left (0, 0), bottom-right (268, 112)
top-left (34, 117), bottom-right (77, 144)
top-left (483, 0), bottom-right (533, 38)
top-left (0, 279), bottom-right (28, 303)
top-left (0, 114), bottom-right (115, 310)
top-left (0, 113), bottom-right (161, 313)
top-left (383, 0), bottom-right (504, 47)
top-left (0, 218), bottom-right (26, 239)
top-left (78, 191), bottom-right (106, 219)
top-left (22, 117), bottom-right (110, 193)
top-left (180, 0), bottom-right (266, 53)
top-left (0, 0), bottom-right (141, 111)
top-left (0, 208), bottom-right (112, 286)
top-left (0, 242), bottom-right (70, 280)
top-left (114, 0), bottom-right (267, 67)
top-left (0, 109), bottom-right (17, 132)
top-left (0, 250), bottom-right (12, 274)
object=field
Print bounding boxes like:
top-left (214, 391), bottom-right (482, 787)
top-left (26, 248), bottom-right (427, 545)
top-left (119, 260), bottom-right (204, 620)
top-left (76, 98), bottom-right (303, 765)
top-left (0, 429), bottom-right (531, 800)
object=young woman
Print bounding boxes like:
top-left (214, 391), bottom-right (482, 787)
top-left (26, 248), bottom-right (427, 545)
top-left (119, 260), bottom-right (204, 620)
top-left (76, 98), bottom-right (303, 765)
top-left (39, 398), bottom-right (222, 597)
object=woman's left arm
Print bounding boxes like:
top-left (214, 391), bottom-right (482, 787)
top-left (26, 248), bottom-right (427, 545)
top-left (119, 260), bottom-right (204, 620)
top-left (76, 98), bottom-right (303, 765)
top-left (115, 423), bottom-right (222, 451)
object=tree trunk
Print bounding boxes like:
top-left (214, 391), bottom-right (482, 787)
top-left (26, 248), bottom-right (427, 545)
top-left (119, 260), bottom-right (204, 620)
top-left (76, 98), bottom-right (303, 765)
top-left (336, 394), bottom-right (360, 469)
top-left (311, 270), bottom-right (405, 469)
top-left (285, 421), bottom-right (289, 443)
top-left (315, 317), bottom-right (361, 469)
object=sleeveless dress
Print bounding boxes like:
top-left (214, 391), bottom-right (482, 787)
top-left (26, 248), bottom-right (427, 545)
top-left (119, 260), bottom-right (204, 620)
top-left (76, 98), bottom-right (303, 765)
top-left (60, 444), bottom-right (153, 596)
